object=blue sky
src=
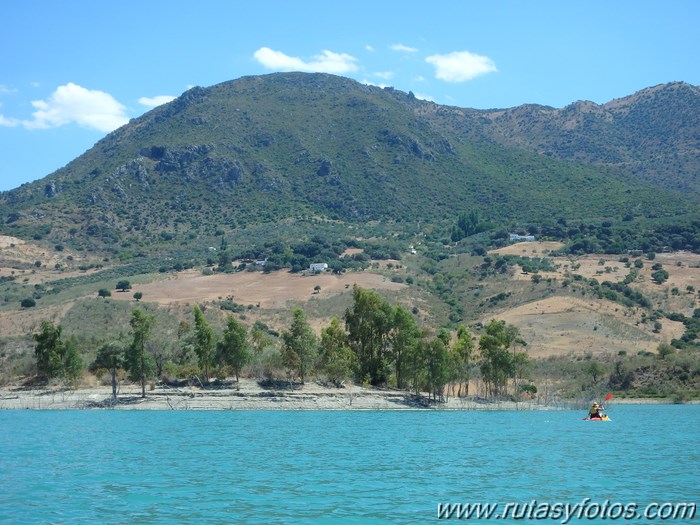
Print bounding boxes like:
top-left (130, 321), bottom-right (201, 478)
top-left (1, 0), bottom-right (698, 192)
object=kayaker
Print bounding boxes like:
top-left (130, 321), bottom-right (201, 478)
top-left (588, 402), bottom-right (605, 419)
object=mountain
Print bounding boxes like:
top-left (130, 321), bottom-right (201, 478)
top-left (0, 73), bottom-right (697, 257)
top-left (415, 81), bottom-right (700, 193)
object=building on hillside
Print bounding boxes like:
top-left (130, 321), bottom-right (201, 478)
top-left (309, 262), bottom-right (328, 272)
top-left (509, 234), bottom-right (536, 242)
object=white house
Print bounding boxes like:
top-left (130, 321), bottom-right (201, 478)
top-left (309, 263), bottom-right (328, 272)
top-left (509, 234), bottom-right (536, 242)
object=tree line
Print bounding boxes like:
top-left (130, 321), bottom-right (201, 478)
top-left (33, 285), bottom-right (530, 402)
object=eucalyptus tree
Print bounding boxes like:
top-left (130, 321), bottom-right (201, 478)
top-left (125, 308), bottom-right (156, 398)
top-left (452, 325), bottom-right (475, 397)
top-left (389, 305), bottom-right (420, 389)
top-left (34, 320), bottom-right (64, 380)
top-left (33, 320), bottom-right (82, 384)
top-left (478, 319), bottom-right (518, 398)
top-left (93, 341), bottom-right (124, 401)
top-left (217, 315), bottom-right (251, 388)
top-left (281, 307), bottom-right (318, 384)
top-left (344, 285), bottom-right (394, 386)
top-left (318, 317), bottom-right (356, 385)
top-left (193, 305), bottom-right (216, 381)
top-left (425, 336), bottom-right (451, 402)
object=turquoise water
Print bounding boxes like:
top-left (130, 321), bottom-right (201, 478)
top-left (0, 405), bottom-right (698, 524)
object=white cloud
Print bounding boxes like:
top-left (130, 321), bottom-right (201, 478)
top-left (0, 85), bottom-right (16, 94)
top-left (365, 44), bottom-right (375, 52)
top-left (413, 92), bottom-right (435, 102)
top-left (0, 114), bottom-right (20, 127)
top-left (361, 79), bottom-right (390, 89)
top-left (425, 50), bottom-right (497, 82)
top-left (253, 47), bottom-right (358, 74)
top-left (374, 71), bottom-right (394, 80)
top-left (390, 43), bottom-right (418, 53)
top-left (139, 95), bottom-right (176, 108)
top-left (23, 83), bottom-right (128, 132)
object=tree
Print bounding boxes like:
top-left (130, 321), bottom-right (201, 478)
top-left (93, 341), bottom-right (124, 401)
top-left (62, 337), bottom-right (83, 387)
top-left (98, 288), bottom-right (112, 298)
top-left (34, 320), bottom-right (65, 380)
top-left (478, 319), bottom-right (518, 398)
top-left (389, 305), bottom-right (420, 389)
top-left (452, 325), bottom-right (475, 397)
top-left (318, 317), bottom-right (356, 385)
top-left (657, 343), bottom-right (675, 360)
top-left (651, 269), bottom-right (669, 284)
top-left (217, 315), bottom-right (251, 388)
top-left (281, 308), bottom-right (318, 384)
top-left (345, 285), bottom-right (394, 385)
top-left (585, 361), bottom-right (605, 383)
top-left (21, 298), bottom-right (36, 308)
top-left (33, 320), bottom-right (82, 385)
top-left (193, 305), bottom-right (216, 381)
top-left (133, 292), bottom-right (143, 301)
top-left (251, 322), bottom-right (274, 353)
top-left (425, 337), bottom-right (451, 402)
top-left (125, 309), bottom-right (155, 398)
top-left (116, 280), bottom-right (132, 292)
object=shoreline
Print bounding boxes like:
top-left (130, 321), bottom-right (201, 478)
top-left (1, 379), bottom-right (695, 410)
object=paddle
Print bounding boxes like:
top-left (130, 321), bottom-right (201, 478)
top-left (603, 392), bottom-right (613, 409)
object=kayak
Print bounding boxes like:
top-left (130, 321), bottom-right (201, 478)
top-left (582, 415), bottom-right (611, 421)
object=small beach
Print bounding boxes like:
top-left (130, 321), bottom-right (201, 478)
top-left (0, 379), bottom-right (564, 411)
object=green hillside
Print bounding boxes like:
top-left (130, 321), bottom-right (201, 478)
top-left (419, 82), bottom-right (700, 193)
top-left (0, 73), bottom-right (696, 259)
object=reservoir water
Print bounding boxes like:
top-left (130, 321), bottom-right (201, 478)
top-left (1, 405), bottom-right (698, 524)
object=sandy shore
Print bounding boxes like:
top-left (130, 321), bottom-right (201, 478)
top-left (0, 378), bottom-right (564, 411)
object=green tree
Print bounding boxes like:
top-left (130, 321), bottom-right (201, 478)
top-left (33, 320), bottom-right (83, 384)
top-left (403, 328), bottom-right (430, 395)
top-left (585, 361), bottom-right (605, 383)
top-left (217, 315), bottom-right (251, 388)
top-left (452, 325), bottom-right (475, 397)
top-left (33, 320), bottom-right (65, 380)
top-left (389, 305), bottom-right (420, 389)
top-left (193, 305), bottom-right (216, 381)
top-left (478, 319), bottom-right (517, 398)
top-left (93, 341), bottom-right (124, 401)
top-left (657, 343), bottom-right (675, 360)
top-left (251, 323), bottom-right (274, 353)
top-left (125, 309), bottom-right (155, 398)
top-left (98, 288), bottom-right (112, 298)
top-left (318, 317), bottom-right (356, 385)
top-left (62, 337), bottom-right (83, 387)
top-left (281, 308), bottom-right (318, 384)
top-left (116, 280), bottom-right (132, 292)
top-left (344, 285), bottom-right (394, 385)
top-left (133, 291), bottom-right (143, 301)
top-left (425, 337), bottom-right (451, 401)
top-left (651, 269), bottom-right (669, 284)
top-left (512, 350), bottom-right (531, 395)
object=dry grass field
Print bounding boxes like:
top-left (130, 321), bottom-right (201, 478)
top-left (1, 237), bottom-right (697, 359)
top-left (487, 242), bottom-right (698, 357)
top-left (108, 268), bottom-right (405, 308)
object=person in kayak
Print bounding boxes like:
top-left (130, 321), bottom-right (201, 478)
top-left (588, 402), bottom-right (605, 419)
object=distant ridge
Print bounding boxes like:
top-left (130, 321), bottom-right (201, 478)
top-left (416, 81), bottom-right (700, 193)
